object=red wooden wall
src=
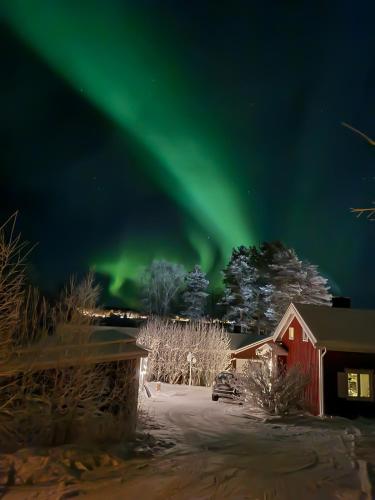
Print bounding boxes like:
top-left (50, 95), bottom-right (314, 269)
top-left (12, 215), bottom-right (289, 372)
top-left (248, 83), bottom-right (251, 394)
top-left (280, 317), bottom-right (320, 415)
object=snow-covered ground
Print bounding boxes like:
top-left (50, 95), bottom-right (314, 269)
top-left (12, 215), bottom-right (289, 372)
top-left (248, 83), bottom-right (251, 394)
top-left (1, 383), bottom-right (375, 499)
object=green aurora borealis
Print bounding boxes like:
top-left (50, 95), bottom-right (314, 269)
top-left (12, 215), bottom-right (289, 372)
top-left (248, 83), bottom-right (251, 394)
top-left (1, 1), bottom-right (374, 307)
top-left (3, 0), bottom-right (255, 303)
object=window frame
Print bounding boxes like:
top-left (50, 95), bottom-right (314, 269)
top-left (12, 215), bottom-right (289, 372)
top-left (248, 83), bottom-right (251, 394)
top-left (344, 369), bottom-right (374, 402)
top-left (288, 327), bottom-right (294, 340)
top-left (302, 329), bottom-right (308, 342)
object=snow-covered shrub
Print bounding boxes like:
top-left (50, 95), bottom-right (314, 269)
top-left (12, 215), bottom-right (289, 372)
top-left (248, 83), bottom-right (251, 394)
top-left (0, 359), bottom-right (138, 450)
top-left (0, 214), bottom-right (29, 361)
top-left (242, 360), bottom-right (310, 415)
top-left (0, 220), bottom-right (138, 450)
top-left (138, 317), bottom-right (231, 386)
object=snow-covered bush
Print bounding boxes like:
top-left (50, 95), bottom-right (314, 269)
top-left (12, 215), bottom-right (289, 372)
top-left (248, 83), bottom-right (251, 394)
top-left (0, 359), bottom-right (138, 450)
top-left (0, 215), bottom-right (138, 450)
top-left (242, 360), bottom-right (310, 415)
top-left (0, 214), bottom-right (29, 360)
top-left (138, 317), bottom-right (231, 386)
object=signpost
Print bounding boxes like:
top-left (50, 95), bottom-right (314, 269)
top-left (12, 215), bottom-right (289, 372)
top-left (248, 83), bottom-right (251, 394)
top-left (187, 352), bottom-right (197, 386)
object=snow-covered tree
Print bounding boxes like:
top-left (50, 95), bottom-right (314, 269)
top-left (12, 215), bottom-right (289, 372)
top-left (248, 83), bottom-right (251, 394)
top-left (300, 261), bottom-right (332, 307)
top-left (220, 241), bottom-right (331, 334)
top-left (220, 247), bottom-right (258, 332)
top-left (266, 246), bottom-right (306, 320)
top-left (258, 283), bottom-right (276, 332)
top-left (141, 260), bottom-right (186, 316)
top-left (265, 245), bottom-right (332, 323)
top-left (182, 265), bottom-right (209, 320)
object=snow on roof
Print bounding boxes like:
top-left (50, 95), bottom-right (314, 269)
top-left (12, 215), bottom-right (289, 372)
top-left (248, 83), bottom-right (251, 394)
top-left (293, 303), bottom-right (375, 353)
top-left (2, 325), bottom-right (148, 374)
top-left (228, 332), bottom-right (270, 351)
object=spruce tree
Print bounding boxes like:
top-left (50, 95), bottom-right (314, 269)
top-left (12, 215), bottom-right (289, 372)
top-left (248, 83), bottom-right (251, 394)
top-left (249, 244), bottom-right (277, 334)
top-left (182, 265), bottom-right (209, 320)
top-left (220, 246), bottom-right (258, 332)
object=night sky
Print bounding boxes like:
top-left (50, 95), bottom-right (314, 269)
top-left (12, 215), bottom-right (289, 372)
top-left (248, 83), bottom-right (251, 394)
top-left (1, 1), bottom-right (374, 308)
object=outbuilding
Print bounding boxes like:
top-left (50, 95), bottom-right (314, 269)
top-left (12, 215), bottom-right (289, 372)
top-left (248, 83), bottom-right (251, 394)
top-left (1, 325), bottom-right (148, 444)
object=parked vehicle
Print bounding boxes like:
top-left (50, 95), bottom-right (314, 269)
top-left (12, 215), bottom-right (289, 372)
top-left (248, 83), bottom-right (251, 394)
top-left (212, 371), bottom-right (245, 401)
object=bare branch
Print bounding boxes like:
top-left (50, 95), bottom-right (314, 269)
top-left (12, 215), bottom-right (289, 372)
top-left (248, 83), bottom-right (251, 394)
top-left (243, 360), bottom-right (310, 415)
top-left (53, 271), bottom-right (101, 331)
top-left (138, 318), bottom-right (231, 386)
top-left (350, 208), bottom-right (375, 220)
top-left (0, 213), bottom-right (31, 360)
top-left (342, 122), bottom-right (375, 146)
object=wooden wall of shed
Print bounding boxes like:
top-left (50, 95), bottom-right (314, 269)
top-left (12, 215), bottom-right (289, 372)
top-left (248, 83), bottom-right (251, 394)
top-left (0, 356), bottom-right (142, 450)
top-left (280, 317), bottom-right (320, 415)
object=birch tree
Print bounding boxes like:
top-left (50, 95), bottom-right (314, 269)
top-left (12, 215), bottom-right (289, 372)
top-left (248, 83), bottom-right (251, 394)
top-left (141, 260), bottom-right (186, 316)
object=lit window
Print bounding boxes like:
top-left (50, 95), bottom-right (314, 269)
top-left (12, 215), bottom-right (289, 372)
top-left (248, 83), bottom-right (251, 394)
top-left (360, 373), bottom-right (371, 398)
top-left (347, 373), bottom-right (359, 397)
top-left (344, 371), bottom-right (373, 400)
top-left (288, 327), bottom-right (294, 340)
top-left (302, 330), bottom-right (308, 342)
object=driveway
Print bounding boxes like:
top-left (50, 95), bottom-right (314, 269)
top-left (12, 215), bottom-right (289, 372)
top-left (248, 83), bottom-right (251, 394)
top-left (90, 383), bottom-right (374, 499)
top-left (3, 383), bottom-right (373, 499)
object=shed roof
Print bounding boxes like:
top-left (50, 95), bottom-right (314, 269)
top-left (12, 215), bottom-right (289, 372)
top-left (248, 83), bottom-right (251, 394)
top-left (1, 325), bottom-right (148, 374)
top-left (293, 303), bottom-right (375, 353)
top-left (228, 332), bottom-right (267, 351)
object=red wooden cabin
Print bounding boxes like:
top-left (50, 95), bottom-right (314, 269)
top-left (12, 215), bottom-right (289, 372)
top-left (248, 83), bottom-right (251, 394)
top-left (232, 303), bottom-right (375, 418)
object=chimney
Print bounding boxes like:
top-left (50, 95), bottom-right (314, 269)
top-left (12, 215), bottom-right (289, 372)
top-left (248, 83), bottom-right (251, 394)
top-left (332, 296), bottom-right (351, 308)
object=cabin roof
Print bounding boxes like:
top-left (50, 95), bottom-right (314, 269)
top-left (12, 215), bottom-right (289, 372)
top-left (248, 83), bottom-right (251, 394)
top-left (233, 303), bottom-right (375, 356)
top-left (292, 303), bottom-right (375, 353)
